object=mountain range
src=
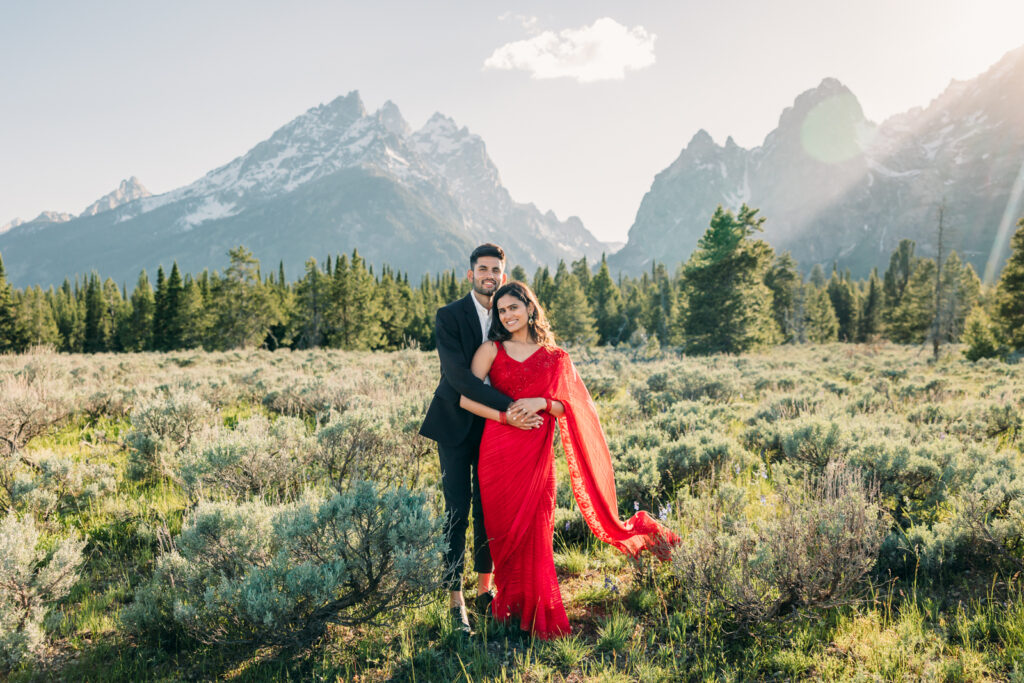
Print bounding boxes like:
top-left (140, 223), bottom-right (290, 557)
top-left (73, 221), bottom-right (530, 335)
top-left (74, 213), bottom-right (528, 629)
top-left (0, 94), bottom-right (606, 288)
top-left (610, 44), bottom-right (1024, 280)
top-left (4, 44), bottom-right (1024, 288)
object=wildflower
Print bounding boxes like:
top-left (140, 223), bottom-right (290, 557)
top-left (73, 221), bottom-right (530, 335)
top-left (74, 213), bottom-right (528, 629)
top-left (565, 520), bottom-right (570, 531)
top-left (760, 495), bottom-right (767, 505)
top-left (759, 465), bottom-right (768, 480)
top-left (734, 463), bottom-right (741, 475)
top-left (634, 501), bottom-right (640, 512)
top-left (659, 506), bottom-right (668, 521)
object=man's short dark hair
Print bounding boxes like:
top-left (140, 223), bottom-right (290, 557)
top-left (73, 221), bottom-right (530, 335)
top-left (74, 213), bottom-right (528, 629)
top-left (470, 243), bottom-right (506, 268)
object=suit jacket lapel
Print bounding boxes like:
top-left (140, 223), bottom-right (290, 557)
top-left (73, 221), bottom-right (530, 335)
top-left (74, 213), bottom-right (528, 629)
top-left (461, 293), bottom-right (483, 348)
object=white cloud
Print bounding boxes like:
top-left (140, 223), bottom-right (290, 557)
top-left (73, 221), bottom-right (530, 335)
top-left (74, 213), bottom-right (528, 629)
top-left (498, 12), bottom-right (539, 32)
top-left (484, 17), bottom-right (656, 83)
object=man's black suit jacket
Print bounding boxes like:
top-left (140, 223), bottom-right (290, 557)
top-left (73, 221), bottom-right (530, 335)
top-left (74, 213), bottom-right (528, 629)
top-left (420, 293), bottom-right (512, 447)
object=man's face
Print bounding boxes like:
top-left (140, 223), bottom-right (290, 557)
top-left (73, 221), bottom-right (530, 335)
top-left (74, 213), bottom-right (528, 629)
top-left (467, 256), bottom-right (506, 298)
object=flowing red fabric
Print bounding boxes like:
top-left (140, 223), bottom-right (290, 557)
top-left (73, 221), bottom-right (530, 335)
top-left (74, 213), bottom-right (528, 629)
top-left (478, 343), bottom-right (679, 639)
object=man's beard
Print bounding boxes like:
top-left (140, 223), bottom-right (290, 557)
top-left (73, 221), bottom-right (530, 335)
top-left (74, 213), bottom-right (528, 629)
top-left (472, 278), bottom-right (498, 297)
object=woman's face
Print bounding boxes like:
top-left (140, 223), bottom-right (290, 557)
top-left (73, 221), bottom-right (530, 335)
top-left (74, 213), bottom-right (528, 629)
top-left (496, 294), bottom-right (532, 335)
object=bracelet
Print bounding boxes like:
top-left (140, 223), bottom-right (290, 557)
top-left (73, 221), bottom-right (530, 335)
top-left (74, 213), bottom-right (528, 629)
top-left (499, 411), bottom-right (508, 425)
top-left (545, 398), bottom-right (553, 412)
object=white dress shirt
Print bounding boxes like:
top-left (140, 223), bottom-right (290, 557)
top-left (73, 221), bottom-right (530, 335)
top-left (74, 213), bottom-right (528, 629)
top-left (471, 292), bottom-right (491, 343)
top-left (470, 293), bottom-right (493, 385)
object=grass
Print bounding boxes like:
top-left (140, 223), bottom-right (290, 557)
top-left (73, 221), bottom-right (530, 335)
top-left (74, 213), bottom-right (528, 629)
top-left (4, 344), bottom-right (1024, 680)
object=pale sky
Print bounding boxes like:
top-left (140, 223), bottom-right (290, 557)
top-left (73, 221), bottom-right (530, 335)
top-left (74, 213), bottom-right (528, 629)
top-left (2, 0), bottom-right (1023, 243)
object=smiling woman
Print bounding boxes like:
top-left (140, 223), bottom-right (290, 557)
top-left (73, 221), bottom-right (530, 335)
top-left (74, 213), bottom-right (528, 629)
top-left (457, 281), bottom-right (679, 639)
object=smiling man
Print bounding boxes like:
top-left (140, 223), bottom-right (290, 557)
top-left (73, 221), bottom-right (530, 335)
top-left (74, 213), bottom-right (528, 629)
top-left (419, 243), bottom-right (542, 635)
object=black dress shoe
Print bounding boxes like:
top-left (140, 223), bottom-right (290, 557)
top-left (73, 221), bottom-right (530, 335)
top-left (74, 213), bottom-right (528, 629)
top-left (449, 605), bottom-right (472, 636)
top-left (474, 591), bottom-right (494, 619)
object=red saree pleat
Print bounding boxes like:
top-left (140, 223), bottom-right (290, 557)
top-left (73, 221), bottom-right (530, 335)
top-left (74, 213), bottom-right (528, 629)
top-left (478, 343), bottom-right (679, 640)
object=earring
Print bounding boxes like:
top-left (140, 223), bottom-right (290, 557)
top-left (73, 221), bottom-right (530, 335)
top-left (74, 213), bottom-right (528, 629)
top-left (528, 313), bottom-right (535, 325)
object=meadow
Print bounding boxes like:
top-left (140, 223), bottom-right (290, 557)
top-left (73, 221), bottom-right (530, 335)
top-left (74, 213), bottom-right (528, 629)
top-left (2, 343), bottom-right (1024, 681)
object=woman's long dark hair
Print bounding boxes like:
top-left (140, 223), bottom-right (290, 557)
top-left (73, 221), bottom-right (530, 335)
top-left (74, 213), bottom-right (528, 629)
top-left (487, 281), bottom-right (555, 347)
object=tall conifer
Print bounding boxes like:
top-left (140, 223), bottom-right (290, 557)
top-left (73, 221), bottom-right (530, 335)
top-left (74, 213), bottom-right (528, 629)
top-left (681, 205), bottom-right (777, 354)
top-left (0, 252), bottom-right (18, 352)
top-left (995, 217), bottom-right (1024, 350)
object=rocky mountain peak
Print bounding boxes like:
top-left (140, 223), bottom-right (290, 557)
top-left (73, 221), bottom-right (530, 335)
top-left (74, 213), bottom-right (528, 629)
top-left (377, 100), bottom-right (410, 138)
top-left (81, 177), bottom-right (152, 217)
top-left (0, 217), bottom-right (25, 234)
top-left (316, 90), bottom-right (367, 127)
top-left (34, 210), bottom-right (74, 223)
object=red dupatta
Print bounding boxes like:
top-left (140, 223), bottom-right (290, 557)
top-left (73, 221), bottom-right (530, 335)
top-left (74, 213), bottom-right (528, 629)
top-left (550, 351), bottom-right (680, 560)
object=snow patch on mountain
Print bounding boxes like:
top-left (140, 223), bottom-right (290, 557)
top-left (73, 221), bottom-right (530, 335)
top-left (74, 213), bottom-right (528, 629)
top-left (179, 198), bottom-right (238, 230)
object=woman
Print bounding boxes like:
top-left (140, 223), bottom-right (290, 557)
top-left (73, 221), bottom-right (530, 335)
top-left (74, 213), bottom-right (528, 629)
top-left (459, 282), bottom-right (678, 639)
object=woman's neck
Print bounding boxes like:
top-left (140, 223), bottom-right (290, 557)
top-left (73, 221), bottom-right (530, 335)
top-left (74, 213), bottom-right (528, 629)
top-left (509, 329), bottom-right (533, 344)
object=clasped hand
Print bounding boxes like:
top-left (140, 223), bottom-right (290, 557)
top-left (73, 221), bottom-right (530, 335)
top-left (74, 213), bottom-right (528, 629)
top-left (506, 397), bottom-right (548, 430)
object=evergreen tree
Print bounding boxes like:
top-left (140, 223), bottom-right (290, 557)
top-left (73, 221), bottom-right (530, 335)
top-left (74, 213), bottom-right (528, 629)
top-left (124, 271), bottom-right (155, 351)
top-left (826, 270), bottom-right (859, 341)
top-left (888, 259), bottom-right (936, 344)
top-left (681, 205), bottom-right (777, 354)
top-left (936, 252), bottom-right (980, 343)
top-left (857, 269), bottom-right (883, 341)
top-left (642, 263), bottom-right (674, 346)
top-left (618, 278), bottom-right (645, 345)
top-left (83, 273), bottom-right (108, 353)
top-left (152, 266), bottom-right (168, 350)
top-left (532, 266), bottom-right (555, 310)
top-left (588, 255), bottom-right (625, 345)
top-left (293, 258), bottom-right (328, 349)
top-left (571, 256), bottom-right (591, 292)
top-left (995, 217), bottom-right (1024, 350)
top-left (882, 239), bottom-right (918, 329)
top-left (53, 279), bottom-right (84, 352)
top-left (327, 250), bottom-right (383, 350)
top-left (549, 260), bottom-right (597, 345)
top-left (378, 266), bottom-right (414, 350)
top-left (808, 263), bottom-right (827, 288)
top-left (180, 277), bottom-right (209, 349)
top-left (764, 252), bottom-right (801, 343)
top-left (13, 286), bottom-right (59, 349)
top-left (103, 278), bottom-right (127, 352)
top-left (509, 265), bottom-right (529, 283)
top-left (805, 285), bottom-right (839, 343)
top-left (0, 252), bottom-right (19, 352)
top-left (208, 246), bottom-right (280, 349)
top-left (157, 263), bottom-right (186, 350)
top-left (962, 307), bottom-right (1001, 361)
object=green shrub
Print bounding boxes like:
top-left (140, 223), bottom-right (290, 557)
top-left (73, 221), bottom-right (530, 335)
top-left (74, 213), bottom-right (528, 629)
top-left (10, 450), bottom-right (116, 518)
top-left (125, 481), bottom-right (443, 648)
top-left (177, 415), bottom-right (312, 500)
top-left (126, 389), bottom-right (216, 480)
top-left (0, 513), bottom-right (85, 670)
top-left (672, 461), bottom-right (889, 628)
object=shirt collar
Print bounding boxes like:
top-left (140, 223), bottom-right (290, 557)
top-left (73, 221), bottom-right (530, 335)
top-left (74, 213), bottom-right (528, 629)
top-left (470, 292), bottom-right (490, 318)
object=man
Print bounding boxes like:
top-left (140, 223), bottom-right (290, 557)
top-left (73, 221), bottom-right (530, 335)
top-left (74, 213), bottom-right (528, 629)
top-left (420, 243), bottom-right (541, 635)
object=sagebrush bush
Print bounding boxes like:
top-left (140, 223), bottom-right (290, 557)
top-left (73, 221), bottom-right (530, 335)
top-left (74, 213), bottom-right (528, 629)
top-left (0, 513), bottom-right (85, 670)
top-left (125, 481), bottom-right (444, 647)
top-left (177, 415), bottom-right (313, 500)
top-left (0, 366), bottom-right (72, 458)
top-left (126, 389), bottom-right (216, 480)
top-left (314, 405), bottom-right (431, 492)
top-left (10, 450), bottom-right (116, 519)
top-left (672, 461), bottom-right (890, 627)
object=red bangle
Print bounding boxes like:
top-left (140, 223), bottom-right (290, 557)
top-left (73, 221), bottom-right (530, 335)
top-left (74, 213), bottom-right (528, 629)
top-left (545, 398), bottom-right (553, 412)
top-left (499, 411), bottom-right (508, 425)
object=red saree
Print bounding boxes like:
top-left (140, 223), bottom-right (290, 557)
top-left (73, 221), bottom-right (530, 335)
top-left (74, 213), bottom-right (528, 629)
top-left (478, 343), bottom-right (679, 639)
